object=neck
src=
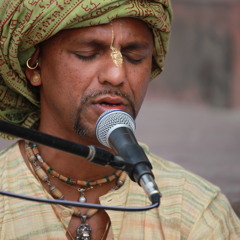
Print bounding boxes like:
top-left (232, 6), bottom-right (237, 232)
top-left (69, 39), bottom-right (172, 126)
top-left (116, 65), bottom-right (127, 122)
top-left (20, 140), bottom-right (116, 181)
top-left (38, 120), bottom-right (117, 179)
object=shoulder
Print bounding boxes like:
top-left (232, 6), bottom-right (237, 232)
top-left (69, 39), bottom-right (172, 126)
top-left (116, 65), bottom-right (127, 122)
top-left (140, 143), bottom-right (240, 238)
top-left (0, 141), bottom-right (21, 159)
top-left (0, 142), bottom-right (22, 174)
top-left (0, 141), bottom-right (20, 158)
top-left (140, 142), bottom-right (220, 199)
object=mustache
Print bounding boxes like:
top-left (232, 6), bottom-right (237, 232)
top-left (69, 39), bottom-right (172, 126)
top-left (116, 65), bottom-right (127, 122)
top-left (81, 89), bottom-right (136, 117)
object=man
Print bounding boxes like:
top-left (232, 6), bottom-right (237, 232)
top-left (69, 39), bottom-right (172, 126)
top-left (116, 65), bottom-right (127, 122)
top-left (0, 0), bottom-right (239, 240)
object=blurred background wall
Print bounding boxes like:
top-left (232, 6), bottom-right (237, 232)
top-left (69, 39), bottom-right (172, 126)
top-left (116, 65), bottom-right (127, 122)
top-left (136, 0), bottom-right (240, 216)
top-left (0, 0), bottom-right (239, 215)
top-left (151, 0), bottom-right (240, 108)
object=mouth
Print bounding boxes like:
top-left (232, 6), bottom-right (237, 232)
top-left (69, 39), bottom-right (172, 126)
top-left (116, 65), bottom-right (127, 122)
top-left (93, 95), bottom-right (129, 111)
top-left (98, 102), bottom-right (123, 107)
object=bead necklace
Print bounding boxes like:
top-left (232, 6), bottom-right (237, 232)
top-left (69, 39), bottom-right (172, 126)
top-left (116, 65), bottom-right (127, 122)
top-left (25, 141), bottom-right (126, 240)
top-left (25, 142), bottom-right (123, 187)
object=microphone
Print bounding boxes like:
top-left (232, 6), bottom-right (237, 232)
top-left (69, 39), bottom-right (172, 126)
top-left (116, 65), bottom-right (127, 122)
top-left (95, 109), bottom-right (161, 204)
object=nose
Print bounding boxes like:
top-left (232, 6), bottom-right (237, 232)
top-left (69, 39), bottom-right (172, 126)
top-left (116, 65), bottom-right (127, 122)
top-left (98, 56), bottom-right (126, 86)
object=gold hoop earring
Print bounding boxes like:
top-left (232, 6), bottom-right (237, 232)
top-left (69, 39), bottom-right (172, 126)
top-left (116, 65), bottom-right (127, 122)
top-left (26, 58), bottom-right (39, 70)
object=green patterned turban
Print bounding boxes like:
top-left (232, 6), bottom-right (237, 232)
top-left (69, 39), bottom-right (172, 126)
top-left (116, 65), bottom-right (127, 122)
top-left (0, 0), bottom-right (172, 139)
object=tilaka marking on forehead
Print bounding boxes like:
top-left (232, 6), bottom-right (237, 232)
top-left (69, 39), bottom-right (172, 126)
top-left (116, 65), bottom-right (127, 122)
top-left (110, 23), bottom-right (123, 68)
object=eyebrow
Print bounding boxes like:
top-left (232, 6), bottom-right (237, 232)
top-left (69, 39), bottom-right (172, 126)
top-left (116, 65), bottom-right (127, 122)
top-left (70, 39), bottom-right (110, 49)
top-left (121, 42), bottom-right (152, 51)
top-left (70, 39), bottom-right (152, 51)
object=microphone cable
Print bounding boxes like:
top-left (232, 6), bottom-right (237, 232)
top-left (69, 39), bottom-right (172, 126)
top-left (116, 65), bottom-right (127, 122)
top-left (0, 190), bottom-right (159, 211)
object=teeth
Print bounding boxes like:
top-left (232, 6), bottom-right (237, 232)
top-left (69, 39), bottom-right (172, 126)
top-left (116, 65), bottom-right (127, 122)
top-left (101, 103), bottom-right (120, 106)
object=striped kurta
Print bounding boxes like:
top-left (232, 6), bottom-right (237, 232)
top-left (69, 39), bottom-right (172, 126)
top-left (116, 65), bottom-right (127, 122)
top-left (0, 142), bottom-right (239, 239)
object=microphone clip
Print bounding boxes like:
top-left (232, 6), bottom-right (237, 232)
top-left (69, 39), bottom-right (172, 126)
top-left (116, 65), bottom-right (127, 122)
top-left (88, 144), bottom-right (153, 184)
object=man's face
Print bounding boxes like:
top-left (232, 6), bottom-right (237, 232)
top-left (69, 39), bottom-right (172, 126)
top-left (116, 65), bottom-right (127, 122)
top-left (38, 18), bottom-right (153, 142)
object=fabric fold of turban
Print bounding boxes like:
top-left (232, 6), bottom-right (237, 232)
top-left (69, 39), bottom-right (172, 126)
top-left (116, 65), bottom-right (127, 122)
top-left (0, 0), bottom-right (172, 139)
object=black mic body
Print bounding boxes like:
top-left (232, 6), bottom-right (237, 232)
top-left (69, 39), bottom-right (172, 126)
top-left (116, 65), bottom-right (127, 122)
top-left (95, 109), bottom-right (161, 204)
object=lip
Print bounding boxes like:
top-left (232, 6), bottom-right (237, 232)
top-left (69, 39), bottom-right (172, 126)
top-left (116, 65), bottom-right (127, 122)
top-left (93, 95), bottom-right (129, 105)
top-left (92, 95), bottom-right (129, 113)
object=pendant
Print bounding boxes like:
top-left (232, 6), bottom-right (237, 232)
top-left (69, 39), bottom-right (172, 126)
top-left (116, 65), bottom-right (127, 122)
top-left (78, 188), bottom-right (86, 203)
top-left (76, 215), bottom-right (92, 240)
top-left (76, 223), bottom-right (92, 240)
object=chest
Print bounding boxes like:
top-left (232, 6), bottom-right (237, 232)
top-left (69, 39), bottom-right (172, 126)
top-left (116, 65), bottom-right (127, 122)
top-left (67, 210), bottom-right (110, 240)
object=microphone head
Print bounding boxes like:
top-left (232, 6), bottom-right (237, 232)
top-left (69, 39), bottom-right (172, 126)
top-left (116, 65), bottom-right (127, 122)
top-left (95, 109), bottom-right (136, 148)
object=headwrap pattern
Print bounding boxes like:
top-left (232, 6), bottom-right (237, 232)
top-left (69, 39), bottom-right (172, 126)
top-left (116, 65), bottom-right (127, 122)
top-left (0, 0), bottom-right (172, 139)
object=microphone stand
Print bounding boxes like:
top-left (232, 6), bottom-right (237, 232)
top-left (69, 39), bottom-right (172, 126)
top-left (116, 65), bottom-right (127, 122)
top-left (0, 120), bottom-right (161, 205)
top-left (0, 119), bottom-right (114, 164)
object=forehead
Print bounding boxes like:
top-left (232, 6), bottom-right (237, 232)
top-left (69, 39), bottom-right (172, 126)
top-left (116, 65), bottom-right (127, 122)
top-left (45, 18), bottom-right (153, 47)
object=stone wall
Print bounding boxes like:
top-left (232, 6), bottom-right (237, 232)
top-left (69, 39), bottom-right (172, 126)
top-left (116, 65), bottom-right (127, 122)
top-left (150, 0), bottom-right (240, 108)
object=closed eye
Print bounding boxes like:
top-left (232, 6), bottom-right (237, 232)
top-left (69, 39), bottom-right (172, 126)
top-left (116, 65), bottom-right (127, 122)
top-left (123, 53), bottom-right (145, 64)
top-left (124, 55), bottom-right (144, 64)
top-left (75, 53), bottom-right (97, 61)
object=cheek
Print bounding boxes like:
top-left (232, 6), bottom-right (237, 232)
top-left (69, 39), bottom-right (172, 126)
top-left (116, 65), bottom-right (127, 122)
top-left (136, 79), bottom-right (149, 107)
top-left (39, 60), bottom-right (83, 118)
top-left (41, 54), bottom-right (88, 96)
top-left (129, 64), bottom-right (151, 113)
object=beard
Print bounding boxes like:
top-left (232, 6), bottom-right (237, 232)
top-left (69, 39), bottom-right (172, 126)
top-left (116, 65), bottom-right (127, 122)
top-left (73, 89), bottom-right (136, 138)
top-left (74, 121), bottom-right (88, 137)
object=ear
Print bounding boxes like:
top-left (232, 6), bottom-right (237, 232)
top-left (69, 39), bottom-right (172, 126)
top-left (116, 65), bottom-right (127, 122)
top-left (25, 48), bottom-right (42, 86)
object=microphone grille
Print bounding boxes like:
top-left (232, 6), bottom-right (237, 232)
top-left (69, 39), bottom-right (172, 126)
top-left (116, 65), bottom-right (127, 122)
top-left (95, 109), bottom-right (136, 148)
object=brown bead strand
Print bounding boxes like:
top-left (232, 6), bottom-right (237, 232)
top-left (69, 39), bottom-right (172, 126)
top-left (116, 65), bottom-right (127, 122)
top-left (25, 140), bottom-right (126, 202)
top-left (25, 144), bottom-right (65, 199)
top-left (27, 142), bottom-right (122, 187)
top-left (25, 141), bottom-right (127, 240)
